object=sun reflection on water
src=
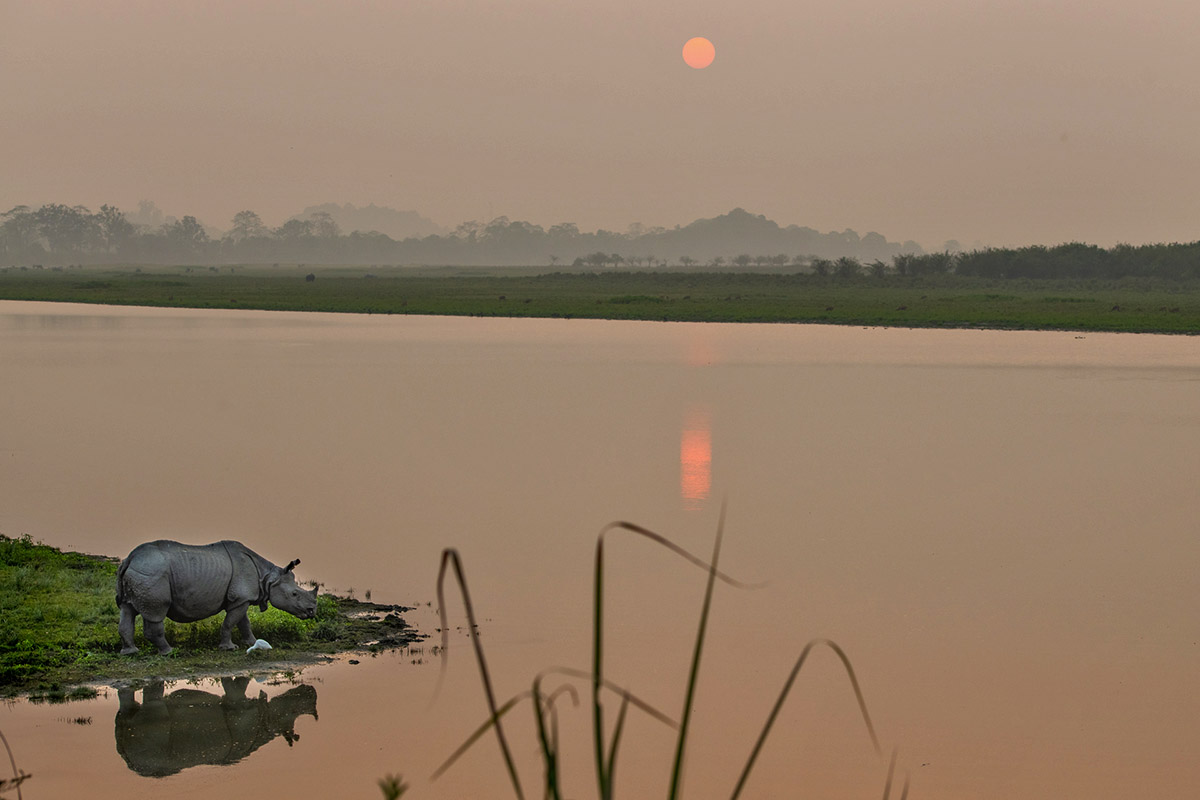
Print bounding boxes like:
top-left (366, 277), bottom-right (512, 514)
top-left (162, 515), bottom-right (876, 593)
top-left (680, 407), bottom-right (712, 509)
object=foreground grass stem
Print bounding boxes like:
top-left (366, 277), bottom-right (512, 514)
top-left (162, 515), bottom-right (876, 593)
top-left (436, 548), bottom-right (524, 800)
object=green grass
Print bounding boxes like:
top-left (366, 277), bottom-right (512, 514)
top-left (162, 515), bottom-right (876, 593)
top-left (1, 263), bottom-right (1198, 333)
top-left (425, 511), bottom-right (907, 800)
top-left (0, 534), bottom-right (121, 687)
top-left (0, 534), bottom-right (423, 696)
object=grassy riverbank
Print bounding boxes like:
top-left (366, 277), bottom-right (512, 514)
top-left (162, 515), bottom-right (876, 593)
top-left (1, 263), bottom-right (1199, 332)
top-left (0, 534), bottom-right (423, 697)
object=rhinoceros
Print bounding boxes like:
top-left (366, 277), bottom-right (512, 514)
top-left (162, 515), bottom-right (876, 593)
top-left (116, 540), bottom-right (318, 655)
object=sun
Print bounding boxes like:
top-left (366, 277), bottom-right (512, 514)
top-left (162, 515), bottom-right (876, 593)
top-left (682, 37), bottom-right (715, 69)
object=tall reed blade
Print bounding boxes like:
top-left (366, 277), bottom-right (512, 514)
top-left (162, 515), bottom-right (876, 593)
top-left (0, 726), bottom-right (32, 798)
top-left (531, 681), bottom-right (553, 800)
top-left (604, 692), bottom-right (631, 792)
top-left (593, 532), bottom-right (608, 799)
top-left (431, 692), bottom-right (529, 781)
top-left (669, 501), bottom-right (726, 800)
top-left (533, 678), bottom-right (579, 800)
top-left (436, 548), bottom-right (525, 800)
top-left (729, 638), bottom-right (881, 800)
top-left (592, 515), bottom-right (753, 800)
top-left (882, 747), bottom-right (897, 800)
top-left (541, 666), bottom-right (677, 729)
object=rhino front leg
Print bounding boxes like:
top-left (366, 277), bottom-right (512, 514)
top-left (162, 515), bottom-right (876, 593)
top-left (141, 616), bottom-right (173, 655)
top-left (236, 614), bottom-right (257, 648)
top-left (220, 603), bottom-right (255, 650)
top-left (119, 603), bottom-right (139, 655)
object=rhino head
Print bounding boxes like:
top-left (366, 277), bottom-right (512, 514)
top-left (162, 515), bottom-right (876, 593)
top-left (260, 559), bottom-right (319, 618)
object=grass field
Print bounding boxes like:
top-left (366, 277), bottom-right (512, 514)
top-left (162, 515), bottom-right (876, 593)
top-left (1, 263), bottom-right (1199, 333)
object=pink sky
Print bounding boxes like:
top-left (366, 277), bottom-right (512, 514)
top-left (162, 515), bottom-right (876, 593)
top-left (3, 0), bottom-right (1199, 248)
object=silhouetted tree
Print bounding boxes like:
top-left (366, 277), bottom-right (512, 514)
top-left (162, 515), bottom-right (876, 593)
top-left (834, 256), bottom-right (862, 278)
top-left (275, 219), bottom-right (314, 240)
top-left (164, 216), bottom-right (208, 253)
top-left (0, 206), bottom-right (41, 260)
top-left (309, 211), bottom-right (341, 239)
top-left (227, 210), bottom-right (267, 242)
top-left (35, 203), bottom-right (99, 256)
top-left (96, 205), bottom-right (136, 256)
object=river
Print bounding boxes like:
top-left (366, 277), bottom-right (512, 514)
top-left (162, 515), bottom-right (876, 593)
top-left (1, 301), bottom-right (1197, 799)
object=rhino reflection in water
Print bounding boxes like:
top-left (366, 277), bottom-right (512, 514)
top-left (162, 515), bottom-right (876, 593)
top-left (115, 677), bottom-right (318, 777)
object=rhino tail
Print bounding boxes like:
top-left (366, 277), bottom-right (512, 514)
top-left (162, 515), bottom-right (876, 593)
top-left (116, 557), bottom-right (131, 606)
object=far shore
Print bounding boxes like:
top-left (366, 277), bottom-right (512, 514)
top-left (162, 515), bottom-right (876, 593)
top-left (1, 263), bottom-right (1198, 334)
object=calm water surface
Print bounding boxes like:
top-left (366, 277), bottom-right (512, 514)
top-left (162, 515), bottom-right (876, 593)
top-left (1, 301), bottom-right (1198, 799)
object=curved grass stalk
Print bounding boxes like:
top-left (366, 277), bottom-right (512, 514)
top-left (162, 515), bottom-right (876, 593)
top-left (603, 691), bottom-right (631, 793)
top-left (882, 747), bottom-right (896, 800)
top-left (436, 548), bottom-right (524, 800)
top-left (728, 638), bottom-right (881, 800)
top-left (431, 634), bottom-right (678, 792)
top-left (435, 671), bottom-right (676, 788)
top-left (0, 727), bottom-right (30, 799)
top-left (541, 666), bottom-right (677, 729)
top-left (533, 681), bottom-right (580, 800)
top-left (668, 502), bottom-right (725, 800)
top-left (881, 746), bottom-right (911, 800)
top-left (881, 748), bottom-right (911, 800)
top-left (592, 511), bottom-right (753, 800)
top-left (431, 691), bottom-right (530, 782)
top-left (431, 515), bottom-right (903, 800)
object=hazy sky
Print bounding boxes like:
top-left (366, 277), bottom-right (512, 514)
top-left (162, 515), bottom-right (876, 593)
top-left (4, 0), bottom-right (1200, 248)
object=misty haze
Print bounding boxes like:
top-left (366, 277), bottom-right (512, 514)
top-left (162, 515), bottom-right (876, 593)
top-left (2, 3), bottom-right (1199, 800)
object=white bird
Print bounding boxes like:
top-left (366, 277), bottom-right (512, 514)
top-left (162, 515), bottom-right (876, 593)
top-left (246, 639), bottom-right (273, 654)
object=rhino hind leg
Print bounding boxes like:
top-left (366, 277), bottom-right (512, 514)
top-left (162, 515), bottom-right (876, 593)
top-left (119, 603), bottom-right (140, 655)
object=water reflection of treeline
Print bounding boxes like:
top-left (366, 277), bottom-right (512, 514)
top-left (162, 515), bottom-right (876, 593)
top-left (114, 677), bottom-right (317, 777)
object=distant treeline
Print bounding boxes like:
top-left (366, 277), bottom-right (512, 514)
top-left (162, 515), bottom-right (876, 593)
top-left (888, 242), bottom-right (1200, 280)
top-left (937, 243), bottom-right (1200, 279)
top-left (1, 204), bottom-right (913, 267)
top-left (4, 203), bottom-right (1200, 279)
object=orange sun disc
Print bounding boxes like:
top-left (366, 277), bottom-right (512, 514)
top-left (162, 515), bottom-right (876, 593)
top-left (682, 37), bottom-right (715, 69)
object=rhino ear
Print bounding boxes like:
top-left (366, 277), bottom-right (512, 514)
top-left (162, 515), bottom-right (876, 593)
top-left (285, 559), bottom-right (300, 573)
